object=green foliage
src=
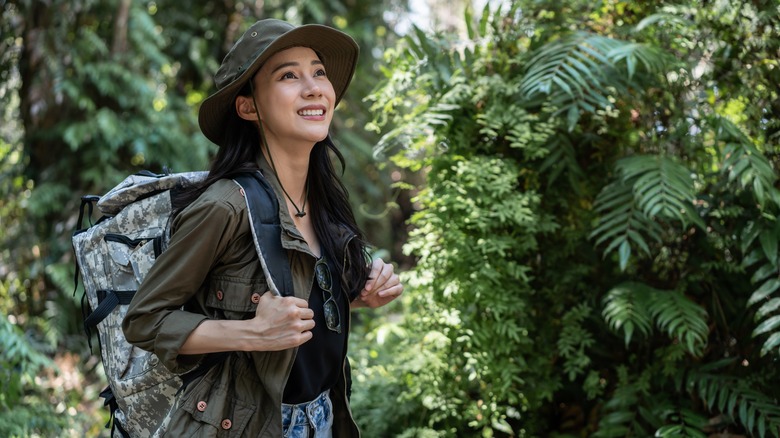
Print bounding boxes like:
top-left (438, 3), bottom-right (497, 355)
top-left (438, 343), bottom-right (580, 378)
top-left (356, 0), bottom-right (780, 437)
top-left (602, 282), bottom-right (708, 355)
top-left (556, 303), bottom-right (595, 381)
top-left (591, 179), bottom-right (664, 270)
top-left (0, 312), bottom-right (52, 407)
top-left (520, 31), bottom-right (666, 129)
top-left (682, 362), bottom-right (780, 438)
top-left (591, 155), bottom-right (704, 270)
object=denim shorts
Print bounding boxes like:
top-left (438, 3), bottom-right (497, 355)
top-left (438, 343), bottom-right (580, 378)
top-left (281, 390), bottom-right (333, 438)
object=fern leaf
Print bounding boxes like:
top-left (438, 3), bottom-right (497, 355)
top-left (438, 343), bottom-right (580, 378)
top-left (635, 13), bottom-right (693, 32)
top-left (753, 314), bottom-right (780, 337)
top-left (616, 155), bottom-right (704, 229)
top-left (685, 369), bottom-right (780, 437)
top-left (647, 290), bottom-right (708, 356)
top-left (521, 32), bottom-right (663, 130)
top-left (751, 262), bottom-right (777, 284)
top-left (590, 180), bottom-right (663, 269)
top-left (593, 381), bottom-right (650, 438)
top-left (760, 332), bottom-right (780, 356)
top-left (603, 283), bottom-right (708, 355)
top-left (756, 298), bottom-right (780, 320)
top-left (748, 278), bottom-right (780, 308)
top-left (603, 283), bottom-right (653, 346)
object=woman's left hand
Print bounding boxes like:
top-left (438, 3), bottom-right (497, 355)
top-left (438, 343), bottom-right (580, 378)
top-left (352, 259), bottom-right (403, 309)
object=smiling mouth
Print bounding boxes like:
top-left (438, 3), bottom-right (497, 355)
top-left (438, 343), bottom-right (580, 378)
top-left (298, 109), bottom-right (325, 116)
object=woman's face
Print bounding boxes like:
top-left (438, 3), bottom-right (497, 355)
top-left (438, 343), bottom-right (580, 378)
top-left (249, 46), bottom-right (336, 149)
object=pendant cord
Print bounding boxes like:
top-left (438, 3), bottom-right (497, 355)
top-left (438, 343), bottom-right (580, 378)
top-left (249, 81), bottom-right (308, 218)
top-left (267, 147), bottom-right (309, 218)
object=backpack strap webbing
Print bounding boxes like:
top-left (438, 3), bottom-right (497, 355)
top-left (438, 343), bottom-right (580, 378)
top-left (232, 172), bottom-right (294, 297)
top-left (83, 289), bottom-right (136, 331)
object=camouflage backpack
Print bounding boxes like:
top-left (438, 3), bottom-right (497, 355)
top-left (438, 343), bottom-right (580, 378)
top-left (72, 170), bottom-right (292, 437)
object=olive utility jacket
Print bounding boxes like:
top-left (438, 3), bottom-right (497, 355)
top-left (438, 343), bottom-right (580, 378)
top-left (122, 160), bottom-right (360, 437)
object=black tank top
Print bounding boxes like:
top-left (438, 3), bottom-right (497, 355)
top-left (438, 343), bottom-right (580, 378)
top-left (282, 256), bottom-right (349, 404)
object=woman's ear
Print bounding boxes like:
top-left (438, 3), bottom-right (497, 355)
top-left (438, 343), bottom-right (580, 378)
top-left (235, 95), bottom-right (259, 122)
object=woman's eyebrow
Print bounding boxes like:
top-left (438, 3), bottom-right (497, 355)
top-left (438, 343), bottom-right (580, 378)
top-left (271, 59), bottom-right (324, 74)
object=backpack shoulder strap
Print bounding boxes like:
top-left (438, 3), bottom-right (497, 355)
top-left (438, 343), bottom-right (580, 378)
top-left (180, 171), bottom-right (294, 394)
top-left (232, 172), bottom-right (294, 297)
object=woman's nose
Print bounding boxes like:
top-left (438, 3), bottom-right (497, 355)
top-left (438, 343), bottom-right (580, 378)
top-left (303, 78), bottom-right (323, 97)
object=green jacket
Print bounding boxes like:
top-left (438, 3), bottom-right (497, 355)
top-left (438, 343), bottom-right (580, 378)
top-left (123, 159), bottom-right (360, 437)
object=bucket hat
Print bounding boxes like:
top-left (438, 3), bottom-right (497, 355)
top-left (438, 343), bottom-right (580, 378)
top-left (198, 19), bottom-right (359, 147)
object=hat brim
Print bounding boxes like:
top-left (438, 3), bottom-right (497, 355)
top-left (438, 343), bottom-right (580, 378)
top-left (198, 24), bottom-right (359, 147)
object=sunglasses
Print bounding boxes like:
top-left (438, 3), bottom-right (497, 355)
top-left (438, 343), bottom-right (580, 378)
top-left (314, 257), bottom-right (341, 333)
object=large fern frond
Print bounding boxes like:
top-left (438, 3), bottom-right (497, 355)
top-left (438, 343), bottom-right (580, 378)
top-left (602, 283), bottom-right (654, 346)
top-left (603, 282), bottom-right (708, 355)
top-left (683, 362), bottom-right (780, 438)
top-left (520, 32), bottom-right (666, 129)
top-left (742, 228), bottom-right (780, 356)
top-left (591, 155), bottom-right (704, 270)
top-left (713, 117), bottom-right (780, 357)
top-left (748, 250), bottom-right (780, 356)
top-left (616, 155), bottom-right (705, 228)
top-left (590, 180), bottom-right (663, 270)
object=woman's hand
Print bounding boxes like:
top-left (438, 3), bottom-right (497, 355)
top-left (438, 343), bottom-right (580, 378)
top-left (179, 292), bottom-right (314, 355)
top-left (246, 292), bottom-right (315, 350)
top-left (351, 259), bottom-right (403, 309)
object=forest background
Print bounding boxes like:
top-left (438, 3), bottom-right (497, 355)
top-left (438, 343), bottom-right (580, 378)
top-left (2, 0), bottom-right (780, 437)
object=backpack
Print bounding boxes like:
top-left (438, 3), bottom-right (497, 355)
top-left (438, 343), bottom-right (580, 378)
top-left (72, 170), bottom-right (292, 437)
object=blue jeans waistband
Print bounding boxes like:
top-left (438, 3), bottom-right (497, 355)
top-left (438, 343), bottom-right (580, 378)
top-left (281, 390), bottom-right (333, 438)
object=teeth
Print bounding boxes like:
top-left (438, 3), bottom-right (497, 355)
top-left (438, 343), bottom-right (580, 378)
top-left (299, 109), bottom-right (324, 116)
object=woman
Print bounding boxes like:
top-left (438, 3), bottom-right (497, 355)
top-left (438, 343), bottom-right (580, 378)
top-left (123, 18), bottom-right (402, 437)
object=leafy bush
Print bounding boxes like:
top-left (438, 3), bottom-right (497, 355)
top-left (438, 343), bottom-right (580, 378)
top-left (351, 1), bottom-right (780, 436)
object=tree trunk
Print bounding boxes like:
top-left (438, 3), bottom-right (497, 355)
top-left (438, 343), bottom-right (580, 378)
top-left (112, 0), bottom-right (132, 54)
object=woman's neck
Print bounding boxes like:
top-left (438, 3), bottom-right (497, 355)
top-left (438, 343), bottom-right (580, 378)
top-left (261, 141), bottom-right (312, 206)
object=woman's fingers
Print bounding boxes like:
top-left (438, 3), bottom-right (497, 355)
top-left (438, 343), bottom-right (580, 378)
top-left (363, 259), bottom-right (395, 295)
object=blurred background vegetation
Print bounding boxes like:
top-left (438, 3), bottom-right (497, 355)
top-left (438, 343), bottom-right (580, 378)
top-left (1, 0), bottom-right (779, 436)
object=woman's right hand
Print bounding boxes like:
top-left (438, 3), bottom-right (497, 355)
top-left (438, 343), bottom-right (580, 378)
top-left (178, 291), bottom-right (314, 355)
top-left (247, 292), bottom-right (314, 351)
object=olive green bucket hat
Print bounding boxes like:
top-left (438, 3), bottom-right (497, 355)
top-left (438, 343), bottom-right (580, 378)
top-left (198, 19), bottom-right (359, 147)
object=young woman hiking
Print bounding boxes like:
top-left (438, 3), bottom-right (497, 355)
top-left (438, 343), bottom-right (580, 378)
top-left (123, 18), bottom-right (402, 437)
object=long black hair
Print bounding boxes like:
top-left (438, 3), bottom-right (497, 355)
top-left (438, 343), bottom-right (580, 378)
top-left (174, 91), bottom-right (369, 299)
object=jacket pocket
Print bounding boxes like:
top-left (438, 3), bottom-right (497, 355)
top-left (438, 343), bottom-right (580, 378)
top-left (205, 275), bottom-right (268, 320)
top-left (170, 374), bottom-right (256, 437)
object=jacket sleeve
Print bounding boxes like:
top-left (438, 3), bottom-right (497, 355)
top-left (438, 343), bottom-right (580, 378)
top-left (123, 195), bottom-right (242, 374)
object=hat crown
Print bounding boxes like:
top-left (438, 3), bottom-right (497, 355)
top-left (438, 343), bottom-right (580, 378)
top-left (214, 19), bottom-right (295, 90)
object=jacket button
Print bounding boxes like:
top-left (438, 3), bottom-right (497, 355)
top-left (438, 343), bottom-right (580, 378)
top-left (250, 293), bottom-right (261, 304)
top-left (196, 401), bottom-right (207, 412)
top-left (221, 419), bottom-right (232, 430)
top-left (216, 290), bottom-right (224, 301)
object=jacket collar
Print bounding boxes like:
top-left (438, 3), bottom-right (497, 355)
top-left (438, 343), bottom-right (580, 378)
top-left (256, 154), bottom-right (353, 256)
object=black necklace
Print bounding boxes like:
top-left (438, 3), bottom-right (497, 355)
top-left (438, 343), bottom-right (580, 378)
top-left (265, 145), bottom-right (309, 218)
top-left (284, 177), bottom-right (309, 218)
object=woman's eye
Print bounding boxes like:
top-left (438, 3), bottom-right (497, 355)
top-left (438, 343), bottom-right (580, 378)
top-left (281, 72), bottom-right (297, 79)
top-left (315, 69), bottom-right (327, 77)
